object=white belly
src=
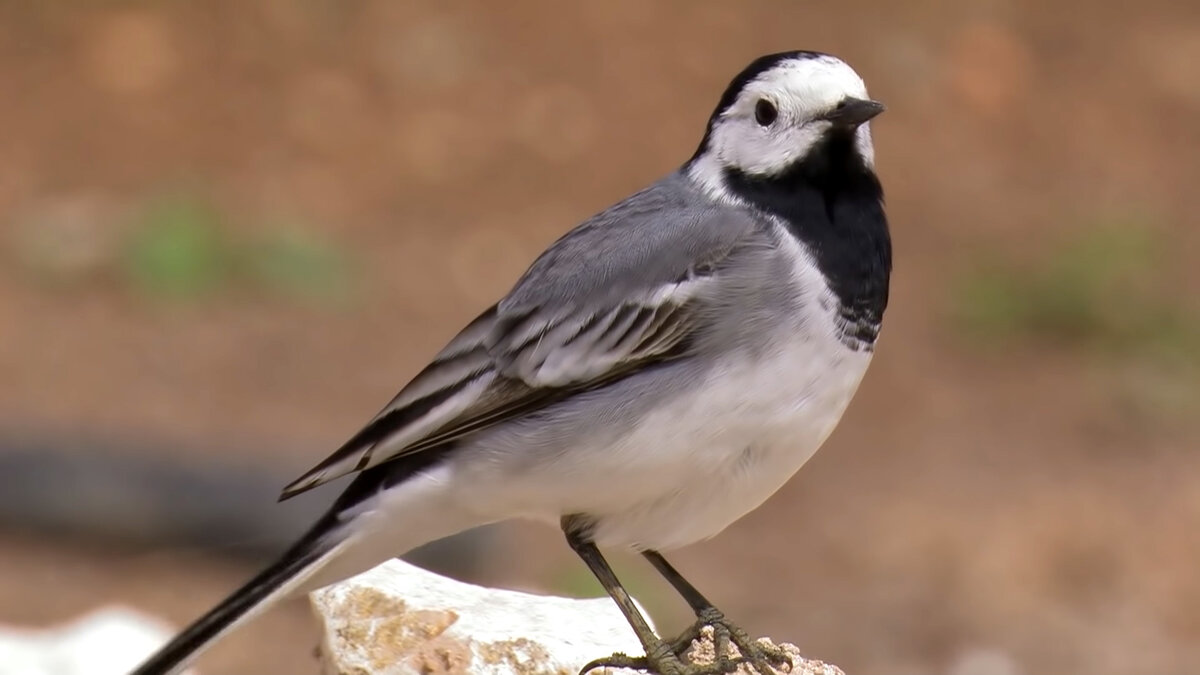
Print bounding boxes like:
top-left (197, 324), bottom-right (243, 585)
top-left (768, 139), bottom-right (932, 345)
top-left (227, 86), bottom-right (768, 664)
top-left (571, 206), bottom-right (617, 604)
top-left (583, 338), bottom-right (871, 550)
top-left (435, 324), bottom-right (872, 552)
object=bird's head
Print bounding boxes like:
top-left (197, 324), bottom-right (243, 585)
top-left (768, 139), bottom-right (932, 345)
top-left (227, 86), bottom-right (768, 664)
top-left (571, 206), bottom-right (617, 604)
top-left (687, 51), bottom-right (883, 196)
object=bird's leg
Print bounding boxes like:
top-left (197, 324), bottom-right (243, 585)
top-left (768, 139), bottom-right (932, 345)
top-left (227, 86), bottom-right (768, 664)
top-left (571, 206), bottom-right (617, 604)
top-left (642, 551), bottom-right (793, 674)
top-left (563, 520), bottom-right (689, 675)
top-left (563, 520), bottom-right (773, 675)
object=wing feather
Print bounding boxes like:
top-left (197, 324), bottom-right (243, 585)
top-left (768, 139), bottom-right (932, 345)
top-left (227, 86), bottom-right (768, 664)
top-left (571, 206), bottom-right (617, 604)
top-left (279, 278), bottom-right (713, 499)
top-left (280, 178), bottom-right (763, 500)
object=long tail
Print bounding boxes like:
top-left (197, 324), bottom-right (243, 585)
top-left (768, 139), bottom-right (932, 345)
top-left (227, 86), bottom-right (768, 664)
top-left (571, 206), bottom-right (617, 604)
top-left (129, 452), bottom-right (473, 675)
top-left (129, 526), bottom-right (350, 675)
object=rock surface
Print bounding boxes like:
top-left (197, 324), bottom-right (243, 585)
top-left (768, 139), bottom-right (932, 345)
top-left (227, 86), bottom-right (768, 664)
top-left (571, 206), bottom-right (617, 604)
top-left (311, 559), bottom-right (843, 675)
top-left (0, 606), bottom-right (193, 675)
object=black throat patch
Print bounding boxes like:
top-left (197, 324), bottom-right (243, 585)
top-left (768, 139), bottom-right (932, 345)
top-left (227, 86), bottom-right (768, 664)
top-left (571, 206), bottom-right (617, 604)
top-left (717, 130), bottom-right (892, 349)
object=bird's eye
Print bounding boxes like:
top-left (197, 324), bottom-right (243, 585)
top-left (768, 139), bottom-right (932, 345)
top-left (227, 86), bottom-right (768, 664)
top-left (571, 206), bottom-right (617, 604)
top-left (754, 99), bottom-right (778, 127)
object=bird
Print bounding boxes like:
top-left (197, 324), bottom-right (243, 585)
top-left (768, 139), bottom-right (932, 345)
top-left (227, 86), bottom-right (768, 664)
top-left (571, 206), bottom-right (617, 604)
top-left (130, 50), bottom-right (891, 675)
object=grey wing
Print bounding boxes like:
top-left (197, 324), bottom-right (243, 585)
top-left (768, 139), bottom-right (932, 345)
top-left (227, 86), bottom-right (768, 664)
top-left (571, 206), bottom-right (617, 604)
top-left (280, 177), bottom-right (764, 499)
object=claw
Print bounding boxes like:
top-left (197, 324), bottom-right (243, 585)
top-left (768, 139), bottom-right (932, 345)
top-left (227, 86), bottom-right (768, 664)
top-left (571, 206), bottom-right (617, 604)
top-left (581, 612), bottom-right (792, 675)
top-left (669, 615), bottom-right (793, 675)
top-left (580, 650), bottom-right (685, 675)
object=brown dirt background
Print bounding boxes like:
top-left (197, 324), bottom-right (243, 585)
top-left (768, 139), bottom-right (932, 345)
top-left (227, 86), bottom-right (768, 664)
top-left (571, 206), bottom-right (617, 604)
top-left (1, 1), bottom-right (1199, 673)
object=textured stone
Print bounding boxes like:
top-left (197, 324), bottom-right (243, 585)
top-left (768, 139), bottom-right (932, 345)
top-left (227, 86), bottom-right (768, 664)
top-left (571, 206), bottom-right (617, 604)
top-left (312, 559), bottom-right (647, 675)
top-left (312, 559), bottom-right (843, 675)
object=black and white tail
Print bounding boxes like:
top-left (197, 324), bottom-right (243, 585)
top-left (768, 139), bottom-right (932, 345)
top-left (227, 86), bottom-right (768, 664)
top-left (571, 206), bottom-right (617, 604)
top-left (129, 530), bottom-right (349, 675)
top-left (129, 443), bottom-right (470, 675)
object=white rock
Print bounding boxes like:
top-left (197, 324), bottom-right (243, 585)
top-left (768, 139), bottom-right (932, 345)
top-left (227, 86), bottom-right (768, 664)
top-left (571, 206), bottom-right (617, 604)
top-left (0, 606), bottom-right (194, 675)
top-left (311, 559), bottom-right (843, 675)
top-left (311, 559), bottom-right (649, 675)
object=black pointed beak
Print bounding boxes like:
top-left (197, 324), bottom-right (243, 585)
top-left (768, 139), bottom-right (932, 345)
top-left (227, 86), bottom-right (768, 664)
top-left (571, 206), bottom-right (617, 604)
top-left (823, 97), bottom-right (886, 127)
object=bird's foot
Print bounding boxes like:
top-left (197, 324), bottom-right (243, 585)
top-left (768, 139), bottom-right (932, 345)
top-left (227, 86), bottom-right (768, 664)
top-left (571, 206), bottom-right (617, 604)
top-left (580, 609), bottom-right (792, 675)
top-left (579, 637), bottom-right (751, 675)
top-left (579, 643), bottom-right (689, 675)
top-left (664, 607), bottom-right (793, 674)
top-left (580, 651), bottom-right (760, 675)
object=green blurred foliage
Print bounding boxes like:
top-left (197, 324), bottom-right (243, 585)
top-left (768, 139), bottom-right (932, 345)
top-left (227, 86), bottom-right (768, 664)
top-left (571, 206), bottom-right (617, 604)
top-left (243, 227), bottom-right (353, 306)
top-left (115, 193), bottom-right (355, 305)
top-left (951, 220), bottom-right (1200, 361)
top-left (122, 196), bottom-right (229, 299)
top-left (951, 219), bottom-right (1200, 420)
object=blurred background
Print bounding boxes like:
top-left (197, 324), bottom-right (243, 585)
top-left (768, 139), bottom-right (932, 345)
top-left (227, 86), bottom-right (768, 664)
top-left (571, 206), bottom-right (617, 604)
top-left (1, 1), bottom-right (1198, 673)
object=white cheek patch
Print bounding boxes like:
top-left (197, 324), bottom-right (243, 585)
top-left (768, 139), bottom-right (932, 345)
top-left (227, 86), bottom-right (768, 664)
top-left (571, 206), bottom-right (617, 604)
top-left (719, 122), bottom-right (824, 177)
top-left (701, 55), bottom-right (875, 177)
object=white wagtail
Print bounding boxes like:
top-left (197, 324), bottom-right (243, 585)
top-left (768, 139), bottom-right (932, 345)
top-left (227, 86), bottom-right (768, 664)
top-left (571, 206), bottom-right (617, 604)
top-left (132, 50), bottom-right (890, 675)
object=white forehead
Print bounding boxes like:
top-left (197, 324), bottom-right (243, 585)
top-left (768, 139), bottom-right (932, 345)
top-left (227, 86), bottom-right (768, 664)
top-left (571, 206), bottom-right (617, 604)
top-left (732, 55), bottom-right (869, 116)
